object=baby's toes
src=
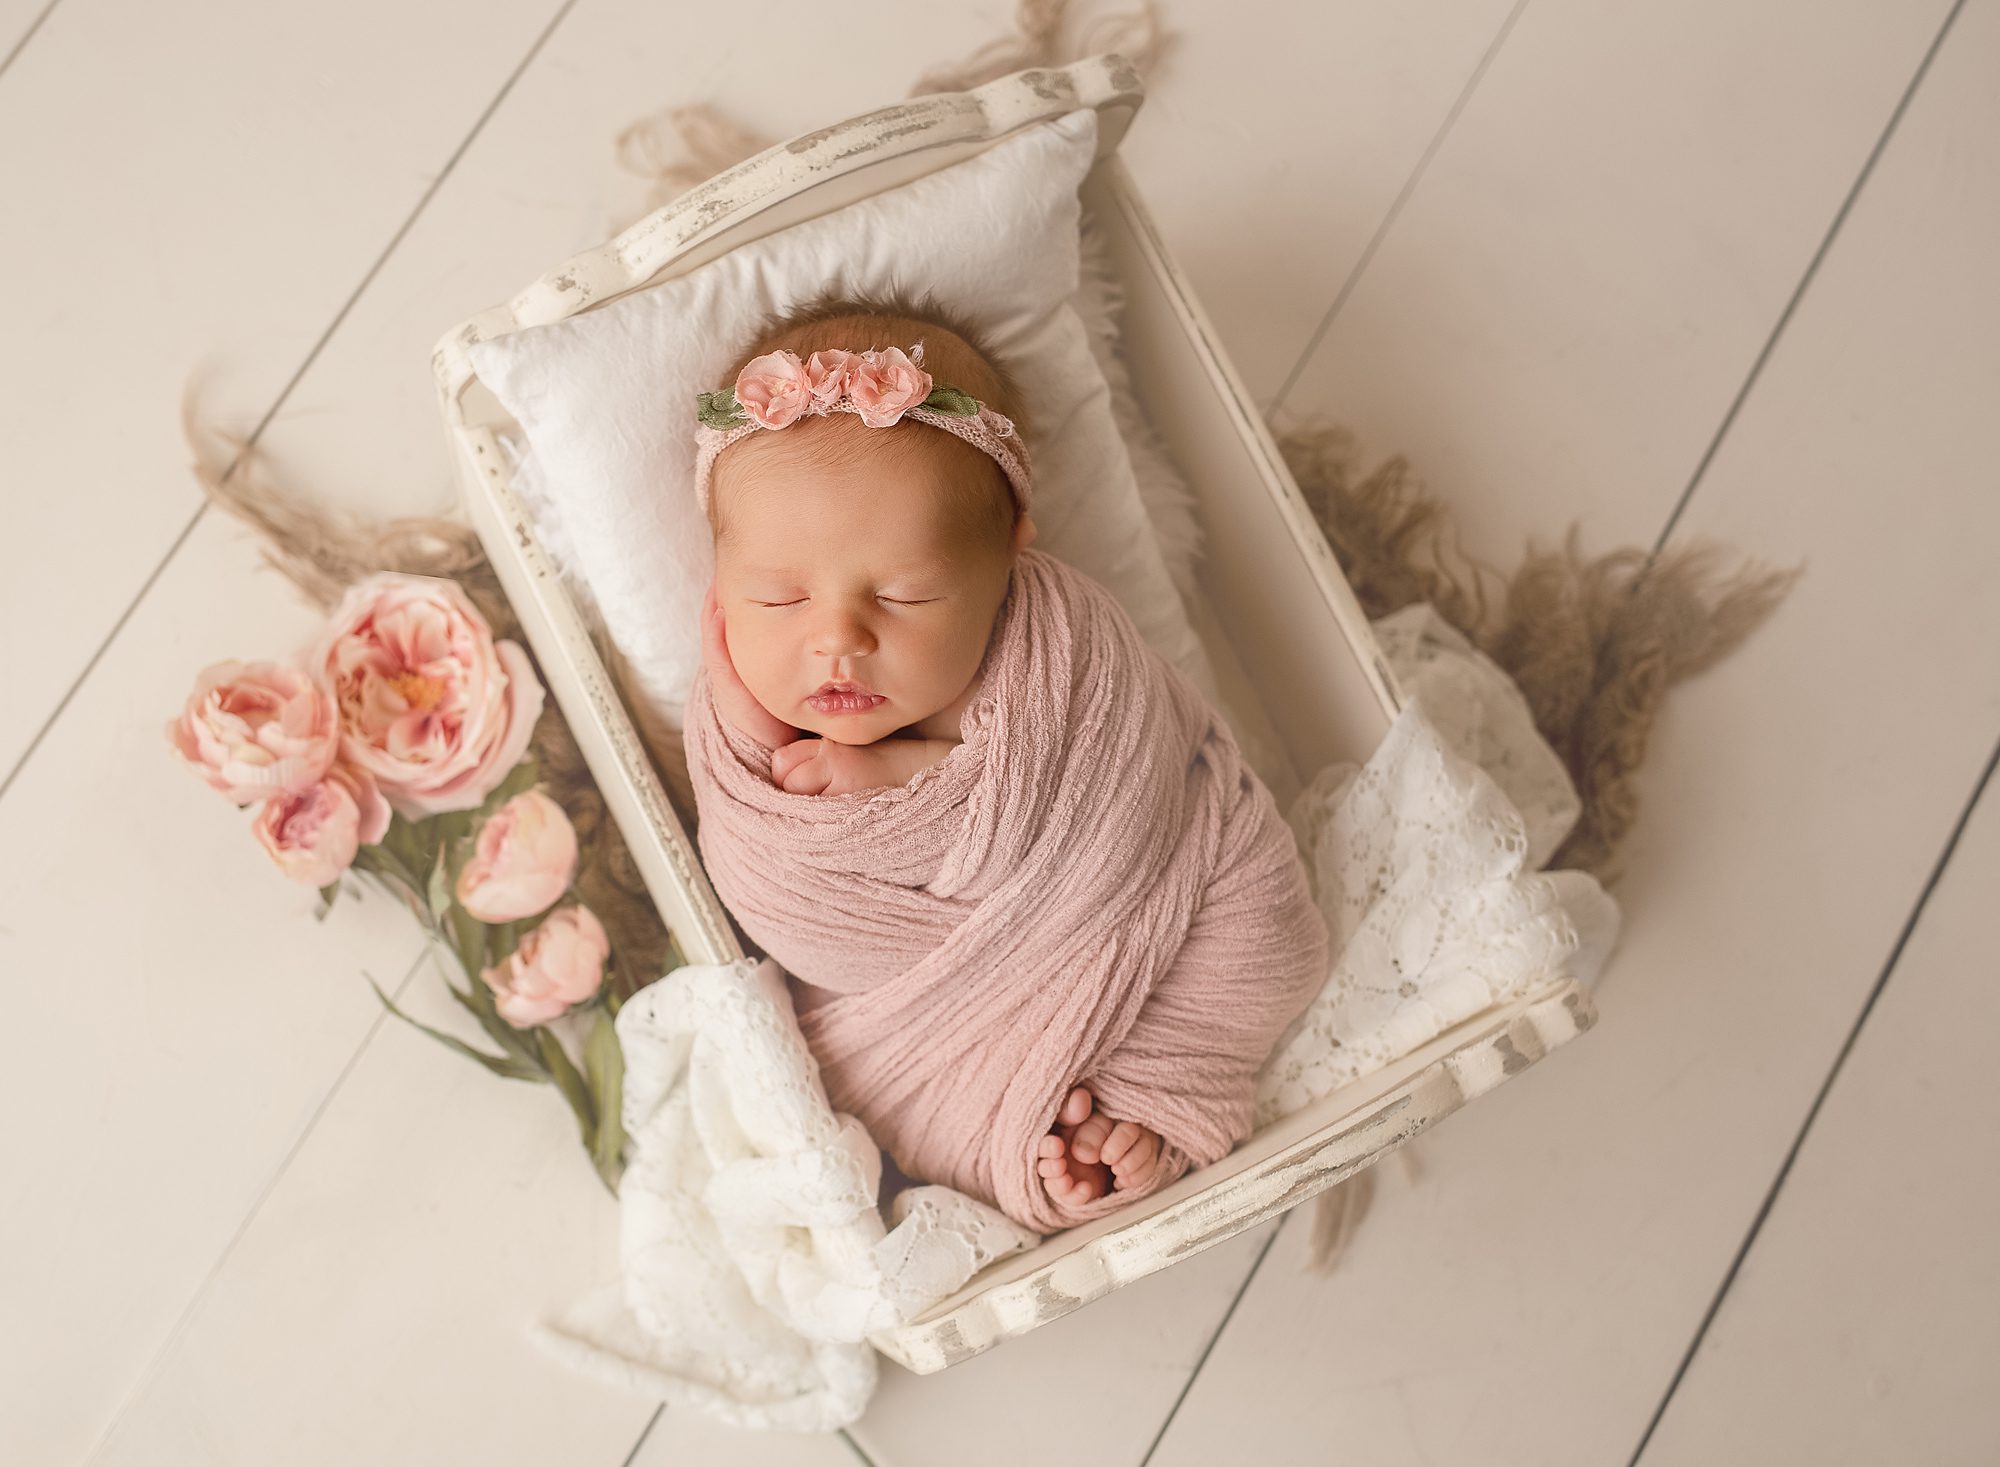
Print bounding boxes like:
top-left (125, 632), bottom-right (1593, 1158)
top-left (1058, 1086), bottom-right (1094, 1128)
top-left (1042, 1163), bottom-right (1085, 1205)
top-left (1112, 1131), bottom-right (1161, 1189)
top-left (1035, 1133), bottom-right (1069, 1180)
top-left (1070, 1113), bottom-right (1113, 1165)
top-left (1098, 1120), bottom-right (1144, 1168)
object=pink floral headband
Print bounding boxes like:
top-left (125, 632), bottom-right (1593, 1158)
top-left (691, 342), bottom-right (1033, 520)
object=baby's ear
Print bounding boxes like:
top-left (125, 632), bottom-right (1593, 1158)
top-left (1011, 513), bottom-right (1038, 554)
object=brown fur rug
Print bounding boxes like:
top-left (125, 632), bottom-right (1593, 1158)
top-left (184, 0), bottom-right (1799, 1282)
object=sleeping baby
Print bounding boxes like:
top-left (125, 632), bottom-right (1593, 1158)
top-left (682, 292), bottom-right (1331, 1233)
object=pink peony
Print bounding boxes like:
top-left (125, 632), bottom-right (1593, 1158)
top-left (312, 573), bottom-right (544, 820)
top-left (454, 788), bottom-right (578, 923)
top-left (803, 349), bottom-right (858, 407)
top-left (166, 659), bottom-right (340, 805)
top-left (251, 763), bottom-right (391, 887)
top-left (732, 350), bottom-right (812, 429)
top-left (480, 904), bottom-right (609, 1028)
top-left (844, 346), bottom-right (932, 427)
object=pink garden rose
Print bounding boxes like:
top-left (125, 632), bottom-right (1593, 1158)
top-left (803, 348), bottom-right (857, 407)
top-left (166, 659), bottom-right (340, 805)
top-left (453, 788), bottom-right (578, 923)
top-left (844, 346), bottom-right (932, 427)
top-left (732, 350), bottom-right (812, 429)
top-left (313, 573), bottom-right (544, 820)
top-left (480, 904), bottom-right (609, 1028)
top-left (251, 762), bottom-right (391, 887)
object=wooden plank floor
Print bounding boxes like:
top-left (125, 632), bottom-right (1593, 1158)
top-left (2, 2), bottom-right (1992, 1463)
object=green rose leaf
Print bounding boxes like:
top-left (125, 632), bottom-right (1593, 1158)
top-left (538, 1027), bottom-right (597, 1153)
top-left (696, 389), bottom-right (749, 429)
top-left (425, 845), bottom-right (452, 922)
top-left (919, 385), bottom-right (980, 417)
top-left (365, 974), bottom-right (541, 1082)
top-left (584, 1005), bottom-right (626, 1192)
top-left (447, 973), bottom-right (541, 1069)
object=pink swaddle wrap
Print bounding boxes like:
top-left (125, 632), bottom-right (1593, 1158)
top-left (684, 547), bottom-right (1330, 1232)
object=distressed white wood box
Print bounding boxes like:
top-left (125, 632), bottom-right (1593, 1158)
top-left (430, 53), bottom-right (1596, 1374)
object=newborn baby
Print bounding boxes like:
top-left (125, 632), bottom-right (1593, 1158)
top-left (683, 294), bottom-right (1329, 1231)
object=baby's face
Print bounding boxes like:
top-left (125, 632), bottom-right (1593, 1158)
top-left (710, 423), bottom-right (1023, 746)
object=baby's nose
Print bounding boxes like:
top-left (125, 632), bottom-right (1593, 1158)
top-left (811, 608), bottom-right (878, 659)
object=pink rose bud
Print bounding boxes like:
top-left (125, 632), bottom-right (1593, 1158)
top-left (844, 346), bottom-right (932, 427)
top-left (453, 788), bottom-right (578, 923)
top-left (251, 763), bottom-right (392, 887)
top-left (732, 349), bottom-right (812, 429)
top-left (480, 904), bottom-right (610, 1029)
top-left (166, 659), bottom-right (341, 805)
top-left (312, 572), bottom-right (544, 820)
top-left (803, 349), bottom-right (857, 407)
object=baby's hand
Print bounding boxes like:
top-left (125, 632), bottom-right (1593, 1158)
top-left (771, 736), bottom-right (954, 796)
top-left (700, 583), bottom-right (798, 751)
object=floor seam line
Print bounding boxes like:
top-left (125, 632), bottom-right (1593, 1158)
top-left (0, 0), bottom-right (584, 809)
top-left (0, 0), bottom-right (60, 83)
top-left (1647, 0), bottom-right (1968, 563)
top-left (1138, 1213), bottom-right (1293, 1465)
top-left (1625, 723), bottom-right (2000, 1466)
top-left (81, 937), bottom-right (432, 1465)
top-left (1265, 0), bottom-right (1533, 420)
top-left (616, 1405), bottom-right (663, 1466)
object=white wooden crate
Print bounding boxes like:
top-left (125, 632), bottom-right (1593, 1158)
top-left (430, 52), bottom-right (1596, 1374)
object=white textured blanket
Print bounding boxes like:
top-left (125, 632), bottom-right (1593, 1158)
top-left (532, 601), bottom-right (1620, 1432)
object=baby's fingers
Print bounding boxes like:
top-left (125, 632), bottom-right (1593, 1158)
top-left (776, 744), bottom-right (832, 795)
top-left (770, 739), bottom-right (817, 782)
top-left (701, 587), bottom-right (796, 749)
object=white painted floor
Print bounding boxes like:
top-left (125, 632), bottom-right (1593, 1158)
top-left (4, 1), bottom-right (1995, 1463)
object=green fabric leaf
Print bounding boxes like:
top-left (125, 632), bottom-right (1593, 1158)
top-left (365, 975), bottom-right (542, 1082)
top-left (919, 385), bottom-right (980, 416)
top-left (538, 1027), bottom-right (597, 1151)
top-left (445, 900), bottom-right (487, 984)
top-left (438, 942), bottom-right (540, 1065)
top-left (584, 1005), bottom-right (626, 1188)
top-left (425, 845), bottom-right (452, 922)
top-left (696, 389), bottom-right (749, 429)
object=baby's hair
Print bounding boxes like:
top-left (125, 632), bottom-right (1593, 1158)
top-left (705, 286), bottom-right (1030, 552)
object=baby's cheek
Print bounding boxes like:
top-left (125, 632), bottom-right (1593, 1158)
top-left (730, 629), bottom-right (792, 706)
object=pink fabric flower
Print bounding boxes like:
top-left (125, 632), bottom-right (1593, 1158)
top-left (454, 788), bottom-right (578, 923)
top-left (844, 346), bottom-right (933, 427)
top-left (251, 763), bottom-right (392, 887)
top-left (803, 349), bottom-right (858, 407)
top-left (166, 659), bottom-right (340, 805)
top-left (480, 904), bottom-right (610, 1028)
top-left (312, 573), bottom-right (544, 820)
top-left (732, 350), bottom-right (812, 429)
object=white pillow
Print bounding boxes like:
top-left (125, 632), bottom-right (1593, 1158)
top-left (469, 107), bottom-right (1213, 790)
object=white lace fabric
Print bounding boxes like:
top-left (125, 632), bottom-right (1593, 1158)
top-left (533, 600), bottom-right (1621, 1432)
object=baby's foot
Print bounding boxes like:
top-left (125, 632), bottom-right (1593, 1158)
top-left (1037, 1086), bottom-right (1111, 1208)
top-left (1036, 1086), bottom-right (1165, 1207)
top-left (1072, 1099), bottom-right (1164, 1194)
